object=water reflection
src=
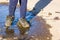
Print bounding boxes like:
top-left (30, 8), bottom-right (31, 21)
top-left (27, 16), bottom-right (52, 40)
top-left (0, 4), bottom-right (34, 40)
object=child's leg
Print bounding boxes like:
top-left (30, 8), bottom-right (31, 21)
top-left (20, 0), bottom-right (27, 18)
top-left (5, 0), bottom-right (18, 27)
top-left (9, 0), bottom-right (18, 16)
top-left (17, 0), bottom-right (30, 35)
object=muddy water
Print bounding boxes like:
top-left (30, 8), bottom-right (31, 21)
top-left (0, 4), bottom-right (52, 40)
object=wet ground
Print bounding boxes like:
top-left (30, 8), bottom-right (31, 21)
top-left (0, 4), bottom-right (52, 40)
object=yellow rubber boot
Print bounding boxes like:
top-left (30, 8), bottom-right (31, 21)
top-left (17, 18), bottom-right (30, 35)
top-left (5, 15), bottom-right (14, 29)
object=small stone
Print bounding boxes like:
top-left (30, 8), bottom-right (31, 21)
top-left (54, 17), bottom-right (60, 20)
top-left (48, 12), bottom-right (52, 16)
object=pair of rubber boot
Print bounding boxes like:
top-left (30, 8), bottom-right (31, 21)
top-left (5, 15), bottom-right (30, 35)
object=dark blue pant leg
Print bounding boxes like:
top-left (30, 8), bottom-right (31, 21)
top-left (9, 0), bottom-right (27, 18)
top-left (9, 0), bottom-right (18, 16)
top-left (20, 0), bottom-right (27, 18)
top-left (19, 0), bottom-right (21, 5)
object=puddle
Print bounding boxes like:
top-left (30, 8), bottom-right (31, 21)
top-left (0, 4), bottom-right (52, 40)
